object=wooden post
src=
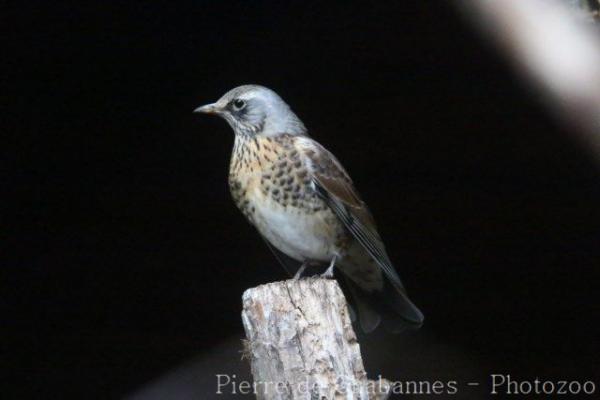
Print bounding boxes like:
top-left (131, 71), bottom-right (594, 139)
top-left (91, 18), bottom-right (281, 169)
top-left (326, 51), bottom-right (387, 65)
top-left (241, 278), bottom-right (390, 400)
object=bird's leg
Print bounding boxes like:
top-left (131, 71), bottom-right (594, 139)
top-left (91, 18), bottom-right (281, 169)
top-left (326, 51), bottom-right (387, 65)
top-left (293, 261), bottom-right (310, 280)
top-left (321, 256), bottom-right (337, 279)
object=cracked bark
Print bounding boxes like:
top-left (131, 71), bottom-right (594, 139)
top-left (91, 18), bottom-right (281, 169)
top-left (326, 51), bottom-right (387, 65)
top-left (241, 278), bottom-right (390, 400)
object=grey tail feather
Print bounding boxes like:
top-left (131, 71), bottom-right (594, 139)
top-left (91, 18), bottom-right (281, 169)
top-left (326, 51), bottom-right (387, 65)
top-left (344, 277), bottom-right (381, 332)
top-left (341, 276), bottom-right (424, 334)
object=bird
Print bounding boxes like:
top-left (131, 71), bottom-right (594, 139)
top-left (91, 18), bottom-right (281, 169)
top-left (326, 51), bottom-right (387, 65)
top-left (194, 85), bottom-right (423, 333)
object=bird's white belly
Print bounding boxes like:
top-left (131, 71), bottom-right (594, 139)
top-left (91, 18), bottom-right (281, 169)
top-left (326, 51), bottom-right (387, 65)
top-left (251, 195), bottom-right (337, 262)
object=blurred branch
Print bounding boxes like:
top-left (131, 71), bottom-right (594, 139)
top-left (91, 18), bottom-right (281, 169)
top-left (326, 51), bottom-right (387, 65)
top-left (460, 0), bottom-right (600, 162)
top-left (566, 0), bottom-right (600, 20)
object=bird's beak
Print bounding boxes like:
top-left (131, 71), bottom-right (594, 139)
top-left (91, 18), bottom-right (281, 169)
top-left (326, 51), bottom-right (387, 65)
top-left (193, 103), bottom-right (220, 115)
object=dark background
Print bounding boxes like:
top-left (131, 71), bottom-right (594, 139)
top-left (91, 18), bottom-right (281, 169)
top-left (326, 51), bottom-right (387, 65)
top-left (4, 1), bottom-right (600, 398)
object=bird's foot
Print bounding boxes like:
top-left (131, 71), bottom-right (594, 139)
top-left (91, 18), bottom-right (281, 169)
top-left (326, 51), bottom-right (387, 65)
top-left (320, 256), bottom-right (337, 279)
top-left (293, 263), bottom-right (309, 280)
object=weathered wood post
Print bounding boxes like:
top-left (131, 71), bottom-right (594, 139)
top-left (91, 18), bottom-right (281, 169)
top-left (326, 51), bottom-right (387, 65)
top-left (241, 278), bottom-right (390, 399)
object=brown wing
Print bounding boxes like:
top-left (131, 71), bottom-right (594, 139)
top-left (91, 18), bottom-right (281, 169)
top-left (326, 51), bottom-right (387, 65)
top-left (295, 137), bottom-right (406, 292)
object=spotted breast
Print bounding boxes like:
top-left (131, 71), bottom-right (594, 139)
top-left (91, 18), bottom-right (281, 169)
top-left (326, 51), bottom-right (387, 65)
top-left (228, 133), bottom-right (349, 263)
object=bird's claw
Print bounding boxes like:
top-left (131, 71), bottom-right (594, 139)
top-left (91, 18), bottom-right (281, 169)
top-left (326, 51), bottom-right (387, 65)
top-left (320, 257), bottom-right (336, 279)
top-left (320, 268), bottom-right (335, 279)
top-left (293, 263), bottom-right (308, 280)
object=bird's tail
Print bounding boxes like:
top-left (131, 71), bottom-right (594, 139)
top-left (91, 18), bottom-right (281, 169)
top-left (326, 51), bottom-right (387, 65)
top-left (341, 275), bottom-right (424, 333)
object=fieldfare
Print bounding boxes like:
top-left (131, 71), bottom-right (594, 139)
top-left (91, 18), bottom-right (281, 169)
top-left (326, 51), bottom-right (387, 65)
top-left (195, 85), bottom-right (423, 333)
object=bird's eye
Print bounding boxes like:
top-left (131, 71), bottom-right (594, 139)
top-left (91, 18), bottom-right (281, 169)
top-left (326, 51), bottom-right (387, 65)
top-left (232, 99), bottom-right (246, 110)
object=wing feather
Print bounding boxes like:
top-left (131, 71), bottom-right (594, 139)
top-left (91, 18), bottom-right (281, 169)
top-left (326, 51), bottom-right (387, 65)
top-left (295, 137), bottom-right (406, 292)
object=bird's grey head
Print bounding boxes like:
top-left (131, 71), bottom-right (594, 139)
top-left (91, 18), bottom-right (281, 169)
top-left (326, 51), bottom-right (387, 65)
top-left (194, 85), bottom-right (307, 137)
